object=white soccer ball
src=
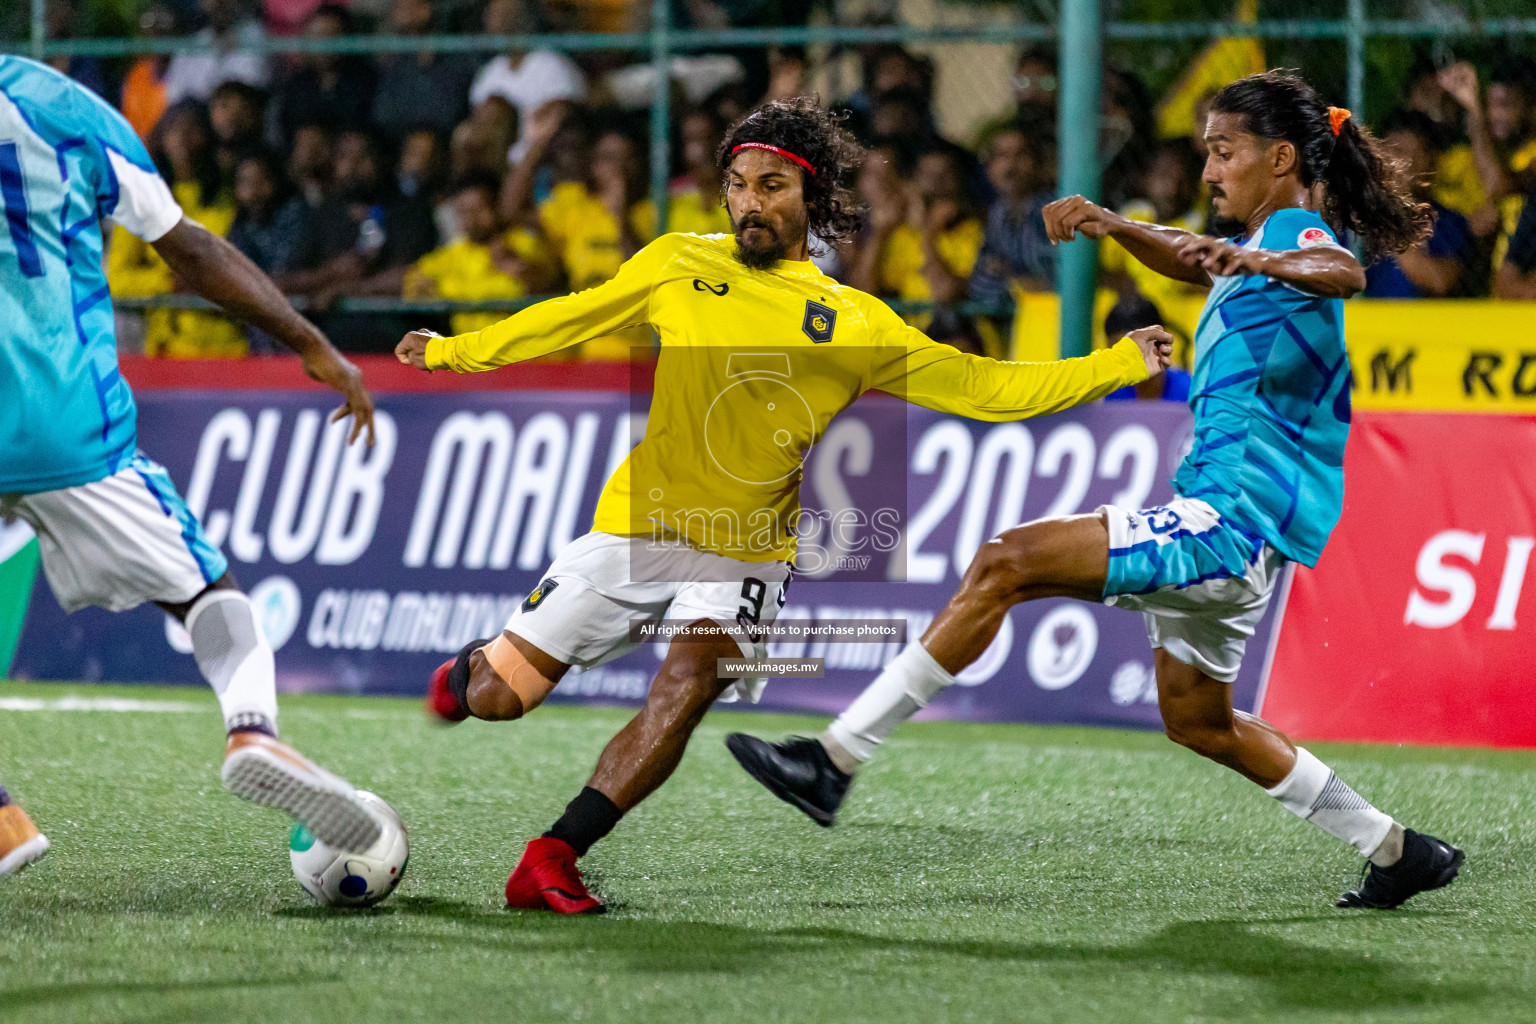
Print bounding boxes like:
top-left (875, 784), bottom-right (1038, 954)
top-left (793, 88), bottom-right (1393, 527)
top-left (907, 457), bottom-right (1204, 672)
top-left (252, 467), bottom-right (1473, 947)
top-left (288, 791), bottom-right (409, 908)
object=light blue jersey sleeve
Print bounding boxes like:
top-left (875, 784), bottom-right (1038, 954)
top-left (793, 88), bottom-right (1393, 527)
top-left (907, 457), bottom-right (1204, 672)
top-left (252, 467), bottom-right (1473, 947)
top-left (19, 62), bottom-right (184, 241)
top-left (0, 56), bottom-right (184, 494)
top-left (1172, 207), bottom-right (1352, 568)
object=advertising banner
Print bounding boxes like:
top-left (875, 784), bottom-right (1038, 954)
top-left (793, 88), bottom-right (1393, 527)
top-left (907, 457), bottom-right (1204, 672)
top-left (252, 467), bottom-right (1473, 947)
top-left (1015, 296), bottom-right (1536, 415)
top-left (1260, 412), bottom-right (1536, 747)
top-left (11, 386), bottom-right (1271, 729)
top-left (1341, 302), bottom-right (1536, 414)
top-left (0, 524), bottom-right (39, 676)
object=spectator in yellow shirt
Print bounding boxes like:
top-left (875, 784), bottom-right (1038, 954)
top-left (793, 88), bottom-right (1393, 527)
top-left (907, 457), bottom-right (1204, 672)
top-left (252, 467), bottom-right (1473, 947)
top-left (502, 107), bottom-right (656, 287)
top-left (551, 128), bottom-right (662, 359)
top-left (848, 145), bottom-right (983, 333)
top-left (353, 174), bottom-right (556, 338)
top-left (1102, 139), bottom-right (1209, 342)
top-left (1400, 60), bottom-right (1488, 220)
top-left (106, 101), bottom-right (244, 357)
top-left (667, 108), bottom-right (733, 237)
top-left (1438, 59), bottom-right (1536, 263)
top-left (550, 128), bottom-right (657, 290)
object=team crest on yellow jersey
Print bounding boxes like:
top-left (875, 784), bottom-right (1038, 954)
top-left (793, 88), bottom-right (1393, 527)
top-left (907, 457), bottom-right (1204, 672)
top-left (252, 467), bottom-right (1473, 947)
top-left (521, 578), bottom-right (559, 611)
top-left (801, 300), bottom-right (836, 343)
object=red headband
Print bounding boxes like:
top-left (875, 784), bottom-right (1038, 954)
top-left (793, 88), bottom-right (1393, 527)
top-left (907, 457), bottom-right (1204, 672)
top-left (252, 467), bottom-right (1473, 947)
top-left (730, 142), bottom-right (817, 176)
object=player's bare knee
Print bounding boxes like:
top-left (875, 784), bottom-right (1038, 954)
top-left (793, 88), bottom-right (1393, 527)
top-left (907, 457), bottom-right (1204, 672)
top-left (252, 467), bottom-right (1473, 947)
top-left (1162, 717), bottom-right (1198, 751)
top-left (463, 635), bottom-right (563, 721)
top-left (465, 665), bottom-right (525, 721)
top-left (963, 530), bottom-right (1039, 603)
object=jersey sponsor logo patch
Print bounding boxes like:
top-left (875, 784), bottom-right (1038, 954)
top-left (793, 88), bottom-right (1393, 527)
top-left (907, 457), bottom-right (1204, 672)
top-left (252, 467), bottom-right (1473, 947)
top-left (1297, 226), bottom-right (1333, 249)
top-left (801, 300), bottom-right (836, 343)
top-left (521, 578), bottom-right (559, 612)
top-left (693, 278), bottom-right (729, 296)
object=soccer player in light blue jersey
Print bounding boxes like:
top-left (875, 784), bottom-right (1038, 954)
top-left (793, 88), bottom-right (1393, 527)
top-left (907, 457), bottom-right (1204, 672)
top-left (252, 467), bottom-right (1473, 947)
top-left (0, 55), bottom-right (384, 879)
top-left (729, 71), bottom-right (1465, 910)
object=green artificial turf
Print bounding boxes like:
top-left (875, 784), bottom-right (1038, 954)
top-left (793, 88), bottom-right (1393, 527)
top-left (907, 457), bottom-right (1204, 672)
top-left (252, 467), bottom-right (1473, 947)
top-left (2, 679), bottom-right (1533, 1024)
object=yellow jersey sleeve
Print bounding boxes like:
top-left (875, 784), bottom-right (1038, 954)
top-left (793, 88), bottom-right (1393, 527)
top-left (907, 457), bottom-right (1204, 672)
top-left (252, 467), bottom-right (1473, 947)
top-left (863, 298), bottom-right (1148, 420)
top-left (425, 234), bottom-right (674, 372)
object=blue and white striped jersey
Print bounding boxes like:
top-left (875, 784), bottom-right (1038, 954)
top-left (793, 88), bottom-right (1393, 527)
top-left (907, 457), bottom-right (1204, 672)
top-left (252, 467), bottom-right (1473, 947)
top-left (1172, 207), bottom-right (1352, 568)
top-left (0, 55), bottom-right (183, 494)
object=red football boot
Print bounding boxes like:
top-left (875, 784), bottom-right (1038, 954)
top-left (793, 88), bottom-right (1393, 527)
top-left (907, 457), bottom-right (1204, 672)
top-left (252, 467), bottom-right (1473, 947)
top-left (425, 655), bottom-right (469, 724)
top-left (505, 837), bottom-right (606, 914)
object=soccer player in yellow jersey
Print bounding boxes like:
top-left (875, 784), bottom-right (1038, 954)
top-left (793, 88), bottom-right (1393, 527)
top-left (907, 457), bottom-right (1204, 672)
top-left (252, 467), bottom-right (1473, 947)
top-left (396, 97), bottom-right (1172, 914)
top-left (402, 174), bottom-right (557, 336)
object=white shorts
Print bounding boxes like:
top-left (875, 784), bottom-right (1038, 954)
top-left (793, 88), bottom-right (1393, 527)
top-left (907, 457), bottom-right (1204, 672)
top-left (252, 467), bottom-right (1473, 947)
top-left (1, 455), bottom-right (227, 614)
top-left (506, 531), bottom-right (791, 703)
top-left (1100, 495), bottom-right (1285, 683)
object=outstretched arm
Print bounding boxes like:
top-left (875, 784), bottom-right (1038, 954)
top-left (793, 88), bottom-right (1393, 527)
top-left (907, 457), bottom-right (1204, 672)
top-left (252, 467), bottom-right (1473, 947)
top-left (871, 321), bottom-right (1173, 421)
top-left (1044, 195), bottom-right (1213, 287)
top-left (152, 218), bottom-right (376, 446)
top-left (1173, 235), bottom-right (1365, 298)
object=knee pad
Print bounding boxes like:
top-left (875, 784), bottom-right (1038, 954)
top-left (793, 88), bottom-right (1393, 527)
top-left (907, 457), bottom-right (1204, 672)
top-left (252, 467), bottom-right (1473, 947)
top-left (450, 634), bottom-right (558, 717)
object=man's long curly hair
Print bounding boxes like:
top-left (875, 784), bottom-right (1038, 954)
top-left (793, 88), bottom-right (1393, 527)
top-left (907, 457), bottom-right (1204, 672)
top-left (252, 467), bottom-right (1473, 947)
top-left (716, 97), bottom-right (865, 249)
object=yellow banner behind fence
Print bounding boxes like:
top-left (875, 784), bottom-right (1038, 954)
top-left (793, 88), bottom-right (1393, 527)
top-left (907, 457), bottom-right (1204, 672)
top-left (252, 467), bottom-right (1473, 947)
top-left (1013, 293), bottom-right (1536, 414)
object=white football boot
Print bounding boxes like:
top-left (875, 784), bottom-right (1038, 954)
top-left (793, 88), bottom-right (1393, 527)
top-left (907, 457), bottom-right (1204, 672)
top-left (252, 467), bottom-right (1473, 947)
top-left (222, 732), bottom-right (382, 850)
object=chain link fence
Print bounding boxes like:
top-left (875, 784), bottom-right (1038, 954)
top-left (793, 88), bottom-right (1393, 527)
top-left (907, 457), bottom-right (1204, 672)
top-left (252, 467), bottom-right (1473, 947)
top-left (7, 1), bottom-right (1536, 361)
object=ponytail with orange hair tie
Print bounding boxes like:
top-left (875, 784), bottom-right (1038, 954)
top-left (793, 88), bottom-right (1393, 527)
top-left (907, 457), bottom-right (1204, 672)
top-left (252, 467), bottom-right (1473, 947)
top-left (1328, 106), bottom-right (1352, 136)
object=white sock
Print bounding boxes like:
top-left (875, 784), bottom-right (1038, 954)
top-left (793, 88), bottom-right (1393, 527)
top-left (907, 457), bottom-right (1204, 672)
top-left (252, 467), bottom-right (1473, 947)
top-left (824, 642), bottom-right (955, 767)
top-left (1265, 746), bottom-right (1394, 859)
top-left (186, 591), bottom-right (279, 733)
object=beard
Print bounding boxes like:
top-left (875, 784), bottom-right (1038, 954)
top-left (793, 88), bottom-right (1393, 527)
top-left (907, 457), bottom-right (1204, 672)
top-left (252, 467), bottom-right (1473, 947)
top-left (1206, 190), bottom-right (1246, 238)
top-left (1207, 214), bottom-right (1246, 238)
top-left (731, 214), bottom-right (793, 270)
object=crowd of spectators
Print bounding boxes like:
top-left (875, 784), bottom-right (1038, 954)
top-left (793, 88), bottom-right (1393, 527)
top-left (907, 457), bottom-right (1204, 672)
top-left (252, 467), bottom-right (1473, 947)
top-left (28, 0), bottom-right (1536, 367)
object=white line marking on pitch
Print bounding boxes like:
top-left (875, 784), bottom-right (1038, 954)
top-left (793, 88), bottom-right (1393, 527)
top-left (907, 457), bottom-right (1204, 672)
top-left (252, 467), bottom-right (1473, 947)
top-left (0, 696), bottom-right (204, 713)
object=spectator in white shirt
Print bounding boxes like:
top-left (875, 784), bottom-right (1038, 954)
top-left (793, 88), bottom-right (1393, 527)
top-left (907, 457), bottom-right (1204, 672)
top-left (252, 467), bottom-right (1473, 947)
top-left (470, 0), bottom-right (586, 165)
top-left (163, 0), bottom-right (271, 104)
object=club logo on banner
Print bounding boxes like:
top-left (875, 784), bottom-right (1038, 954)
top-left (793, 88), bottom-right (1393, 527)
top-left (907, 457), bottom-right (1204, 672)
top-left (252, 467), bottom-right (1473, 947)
top-left (1027, 604), bottom-right (1099, 690)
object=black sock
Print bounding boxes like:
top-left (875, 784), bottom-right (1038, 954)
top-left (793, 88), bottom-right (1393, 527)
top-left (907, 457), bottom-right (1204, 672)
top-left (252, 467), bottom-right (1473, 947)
top-left (0, 784), bottom-right (10, 808)
top-left (545, 787), bottom-right (623, 856)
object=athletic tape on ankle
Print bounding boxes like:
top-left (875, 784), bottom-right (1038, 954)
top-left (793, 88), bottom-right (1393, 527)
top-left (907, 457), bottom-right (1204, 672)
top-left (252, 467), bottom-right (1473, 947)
top-left (483, 635), bottom-right (557, 713)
